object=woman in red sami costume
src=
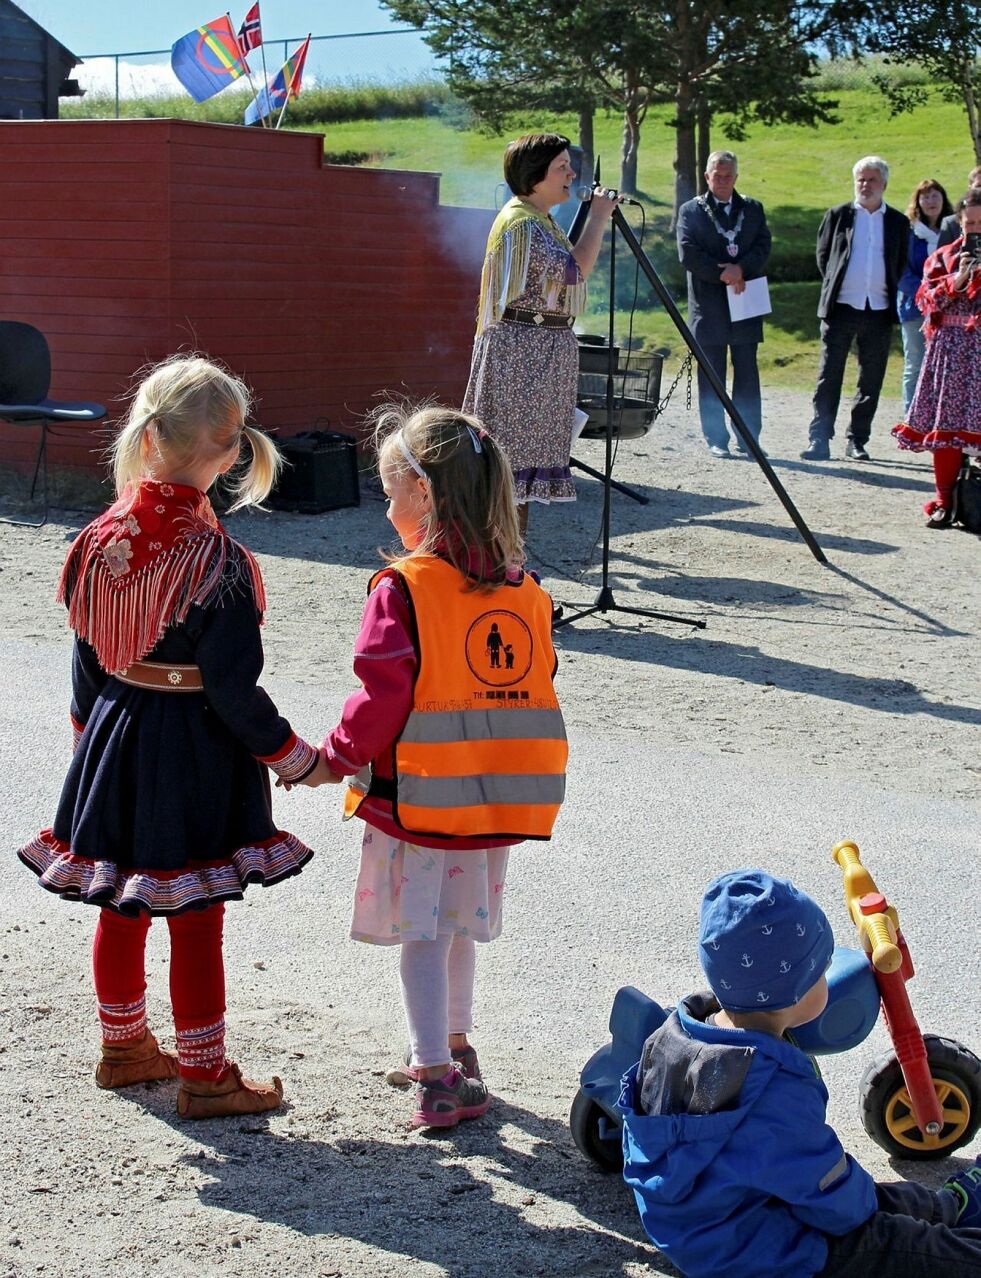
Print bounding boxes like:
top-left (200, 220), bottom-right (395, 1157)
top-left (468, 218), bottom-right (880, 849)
top-left (17, 355), bottom-right (321, 1119)
top-left (892, 188), bottom-right (981, 528)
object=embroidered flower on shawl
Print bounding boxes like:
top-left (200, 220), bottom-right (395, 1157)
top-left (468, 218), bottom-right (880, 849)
top-left (118, 513), bottom-right (141, 537)
top-left (103, 538), bottom-right (133, 577)
top-left (155, 505), bottom-right (165, 514)
top-left (159, 484), bottom-right (175, 497)
top-left (148, 540), bottom-right (162, 551)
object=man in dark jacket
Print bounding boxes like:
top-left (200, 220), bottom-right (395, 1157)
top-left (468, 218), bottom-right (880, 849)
top-left (938, 165), bottom-right (981, 248)
top-left (677, 150), bottom-right (772, 459)
top-left (802, 156), bottom-right (908, 461)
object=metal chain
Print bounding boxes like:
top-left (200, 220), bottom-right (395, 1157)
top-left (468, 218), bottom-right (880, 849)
top-left (655, 352), bottom-right (694, 417)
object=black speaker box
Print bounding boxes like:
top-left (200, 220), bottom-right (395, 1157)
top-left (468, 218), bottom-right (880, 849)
top-left (272, 431), bottom-right (360, 513)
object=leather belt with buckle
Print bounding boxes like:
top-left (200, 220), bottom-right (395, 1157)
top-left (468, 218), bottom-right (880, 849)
top-left (114, 660), bottom-right (204, 692)
top-left (501, 307), bottom-right (575, 329)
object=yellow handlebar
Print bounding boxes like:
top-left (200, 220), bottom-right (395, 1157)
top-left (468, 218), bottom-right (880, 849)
top-left (832, 840), bottom-right (903, 973)
top-left (863, 911), bottom-right (903, 973)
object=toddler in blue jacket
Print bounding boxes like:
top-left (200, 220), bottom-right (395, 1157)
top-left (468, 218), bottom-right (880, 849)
top-left (620, 869), bottom-right (981, 1278)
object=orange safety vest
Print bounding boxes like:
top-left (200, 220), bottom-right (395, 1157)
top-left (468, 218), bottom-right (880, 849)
top-left (345, 555), bottom-right (567, 841)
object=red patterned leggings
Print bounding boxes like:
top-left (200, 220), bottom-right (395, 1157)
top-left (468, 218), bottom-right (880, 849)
top-left (93, 904), bottom-right (227, 1080)
top-left (931, 447), bottom-right (963, 509)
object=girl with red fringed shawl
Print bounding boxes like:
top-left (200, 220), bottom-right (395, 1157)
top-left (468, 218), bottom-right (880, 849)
top-left (892, 189), bottom-right (981, 527)
top-left (17, 355), bottom-right (321, 1119)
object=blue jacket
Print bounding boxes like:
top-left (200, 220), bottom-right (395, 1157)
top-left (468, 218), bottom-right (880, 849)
top-left (897, 223), bottom-right (939, 323)
top-left (620, 992), bottom-right (877, 1278)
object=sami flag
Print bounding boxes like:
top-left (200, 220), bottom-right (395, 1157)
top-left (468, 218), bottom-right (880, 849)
top-left (171, 16), bottom-right (248, 103)
top-left (237, 3), bottom-right (262, 58)
top-left (244, 35), bottom-right (311, 126)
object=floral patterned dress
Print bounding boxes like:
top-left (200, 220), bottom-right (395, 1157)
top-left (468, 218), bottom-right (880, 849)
top-left (892, 240), bottom-right (981, 456)
top-left (464, 200), bottom-right (587, 504)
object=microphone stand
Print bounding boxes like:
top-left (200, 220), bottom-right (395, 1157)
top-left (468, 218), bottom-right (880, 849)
top-left (609, 204), bottom-right (827, 564)
top-left (557, 193), bottom-right (828, 632)
top-left (556, 207), bottom-right (706, 631)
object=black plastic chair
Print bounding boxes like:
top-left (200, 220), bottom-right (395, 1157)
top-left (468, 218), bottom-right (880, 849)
top-left (0, 322), bottom-right (107, 527)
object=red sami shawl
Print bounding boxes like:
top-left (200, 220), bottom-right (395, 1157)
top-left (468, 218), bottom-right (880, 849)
top-left (58, 479), bottom-right (266, 674)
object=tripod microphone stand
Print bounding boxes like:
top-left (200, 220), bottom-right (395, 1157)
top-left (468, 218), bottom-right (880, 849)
top-left (557, 191), bottom-right (828, 632)
top-left (556, 213), bottom-right (706, 631)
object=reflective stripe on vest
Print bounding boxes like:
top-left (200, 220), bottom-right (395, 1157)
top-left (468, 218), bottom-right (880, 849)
top-left (345, 556), bottom-right (567, 840)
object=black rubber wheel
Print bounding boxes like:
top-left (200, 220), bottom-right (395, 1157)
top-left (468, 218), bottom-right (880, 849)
top-left (569, 1088), bottom-right (624, 1172)
top-left (859, 1034), bottom-right (981, 1160)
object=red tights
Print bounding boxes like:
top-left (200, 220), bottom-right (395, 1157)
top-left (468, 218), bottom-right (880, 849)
top-left (92, 905), bottom-right (227, 1080)
top-left (929, 447), bottom-right (963, 511)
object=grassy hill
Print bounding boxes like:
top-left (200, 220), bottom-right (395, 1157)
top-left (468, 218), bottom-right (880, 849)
top-left (67, 74), bottom-right (976, 393)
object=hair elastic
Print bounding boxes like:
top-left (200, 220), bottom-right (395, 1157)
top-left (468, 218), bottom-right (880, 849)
top-left (397, 431), bottom-right (428, 480)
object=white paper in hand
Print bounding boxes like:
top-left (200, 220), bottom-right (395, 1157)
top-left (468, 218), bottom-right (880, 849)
top-left (727, 276), bottom-right (772, 323)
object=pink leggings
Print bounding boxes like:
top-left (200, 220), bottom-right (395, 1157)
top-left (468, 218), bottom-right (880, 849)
top-left (92, 905), bottom-right (227, 1080)
top-left (399, 933), bottom-right (477, 1069)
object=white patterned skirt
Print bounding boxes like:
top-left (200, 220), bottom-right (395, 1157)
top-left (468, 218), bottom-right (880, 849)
top-left (350, 826), bottom-right (509, 946)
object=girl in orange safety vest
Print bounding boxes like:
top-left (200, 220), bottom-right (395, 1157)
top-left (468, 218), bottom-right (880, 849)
top-left (303, 403), bottom-right (567, 1130)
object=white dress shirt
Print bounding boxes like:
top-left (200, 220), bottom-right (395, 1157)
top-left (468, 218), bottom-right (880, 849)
top-left (838, 202), bottom-right (889, 311)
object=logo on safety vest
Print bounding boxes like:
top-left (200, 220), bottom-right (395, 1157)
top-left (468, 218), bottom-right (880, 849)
top-left (465, 610), bottom-right (533, 687)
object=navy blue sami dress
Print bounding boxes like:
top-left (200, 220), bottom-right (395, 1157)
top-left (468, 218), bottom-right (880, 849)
top-left (18, 479), bottom-right (317, 915)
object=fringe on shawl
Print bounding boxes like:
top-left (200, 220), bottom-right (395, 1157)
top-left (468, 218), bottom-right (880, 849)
top-left (58, 531), bottom-right (267, 676)
top-left (476, 198), bottom-right (588, 337)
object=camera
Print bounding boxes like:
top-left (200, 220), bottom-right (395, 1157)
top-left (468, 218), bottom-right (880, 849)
top-left (966, 231), bottom-right (981, 263)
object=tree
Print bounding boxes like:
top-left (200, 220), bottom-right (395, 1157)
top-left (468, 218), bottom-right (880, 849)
top-left (861, 4), bottom-right (981, 163)
top-left (382, 0), bottom-right (857, 216)
top-left (380, 0), bottom-right (669, 193)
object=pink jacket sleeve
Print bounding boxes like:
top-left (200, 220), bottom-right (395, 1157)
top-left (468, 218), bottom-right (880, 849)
top-left (321, 573), bottom-right (417, 776)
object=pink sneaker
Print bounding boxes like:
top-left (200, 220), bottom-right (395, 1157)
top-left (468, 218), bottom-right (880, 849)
top-left (411, 1066), bottom-right (491, 1129)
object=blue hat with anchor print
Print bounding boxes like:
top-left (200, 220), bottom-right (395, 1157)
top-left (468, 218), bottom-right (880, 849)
top-left (698, 869), bottom-right (834, 1012)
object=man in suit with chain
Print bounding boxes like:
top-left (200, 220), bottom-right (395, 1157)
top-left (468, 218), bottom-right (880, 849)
top-left (677, 150), bottom-right (772, 459)
top-left (801, 156), bottom-right (908, 462)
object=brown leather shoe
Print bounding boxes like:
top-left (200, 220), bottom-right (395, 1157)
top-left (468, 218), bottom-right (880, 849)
top-left (95, 1029), bottom-right (179, 1089)
top-left (176, 1062), bottom-right (284, 1120)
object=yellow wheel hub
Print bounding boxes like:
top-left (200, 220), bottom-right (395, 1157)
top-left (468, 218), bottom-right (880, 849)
top-left (884, 1077), bottom-right (973, 1151)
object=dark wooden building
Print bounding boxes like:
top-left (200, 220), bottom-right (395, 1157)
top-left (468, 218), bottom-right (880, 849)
top-left (0, 0), bottom-right (80, 120)
top-left (0, 118), bottom-right (495, 475)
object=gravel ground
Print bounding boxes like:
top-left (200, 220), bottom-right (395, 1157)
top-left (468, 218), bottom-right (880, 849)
top-left (0, 387), bottom-right (978, 1278)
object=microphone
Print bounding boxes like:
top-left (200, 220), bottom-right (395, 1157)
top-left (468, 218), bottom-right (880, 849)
top-left (577, 184), bottom-right (642, 207)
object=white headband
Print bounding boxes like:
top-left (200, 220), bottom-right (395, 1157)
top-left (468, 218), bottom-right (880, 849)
top-left (397, 431), bottom-right (428, 481)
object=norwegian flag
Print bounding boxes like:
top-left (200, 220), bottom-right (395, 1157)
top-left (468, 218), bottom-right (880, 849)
top-left (237, 3), bottom-right (262, 57)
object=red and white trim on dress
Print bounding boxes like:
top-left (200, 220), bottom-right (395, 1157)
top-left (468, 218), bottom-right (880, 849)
top-left (17, 829), bottom-right (314, 916)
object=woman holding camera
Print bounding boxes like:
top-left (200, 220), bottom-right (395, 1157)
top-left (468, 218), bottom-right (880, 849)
top-left (892, 189), bottom-right (981, 528)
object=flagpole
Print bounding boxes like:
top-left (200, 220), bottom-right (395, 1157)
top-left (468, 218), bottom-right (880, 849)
top-left (275, 34), bottom-right (310, 130)
top-left (259, 36), bottom-right (271, 114)
top-left (228, 11), bottom-right (267, 128)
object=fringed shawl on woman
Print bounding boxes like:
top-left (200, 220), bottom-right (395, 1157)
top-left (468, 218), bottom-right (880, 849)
top-left (475, 197), bottom-right (588, 336)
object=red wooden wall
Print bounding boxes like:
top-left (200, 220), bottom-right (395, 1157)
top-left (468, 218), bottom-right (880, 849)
top-left (0, 118), bottom-right (494, 473)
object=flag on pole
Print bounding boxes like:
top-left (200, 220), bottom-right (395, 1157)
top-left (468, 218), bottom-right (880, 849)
top-left (171, 16), bottom-right (247, 102)
top-left (243, 35), bottom-right (311, 127)
top-left (237, 3), bottom-right (262, 58)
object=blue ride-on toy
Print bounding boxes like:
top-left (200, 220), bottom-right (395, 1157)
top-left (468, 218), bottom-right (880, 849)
top-left (571, 842), bottom-right (981, 1171)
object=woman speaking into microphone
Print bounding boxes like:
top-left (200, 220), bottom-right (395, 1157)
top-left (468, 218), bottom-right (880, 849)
top-left (463, 133), bottom-right (619, 538)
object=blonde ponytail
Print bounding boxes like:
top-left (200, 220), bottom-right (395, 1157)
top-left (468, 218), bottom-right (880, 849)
top-left (224, 424), bottom-right (283, 512)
